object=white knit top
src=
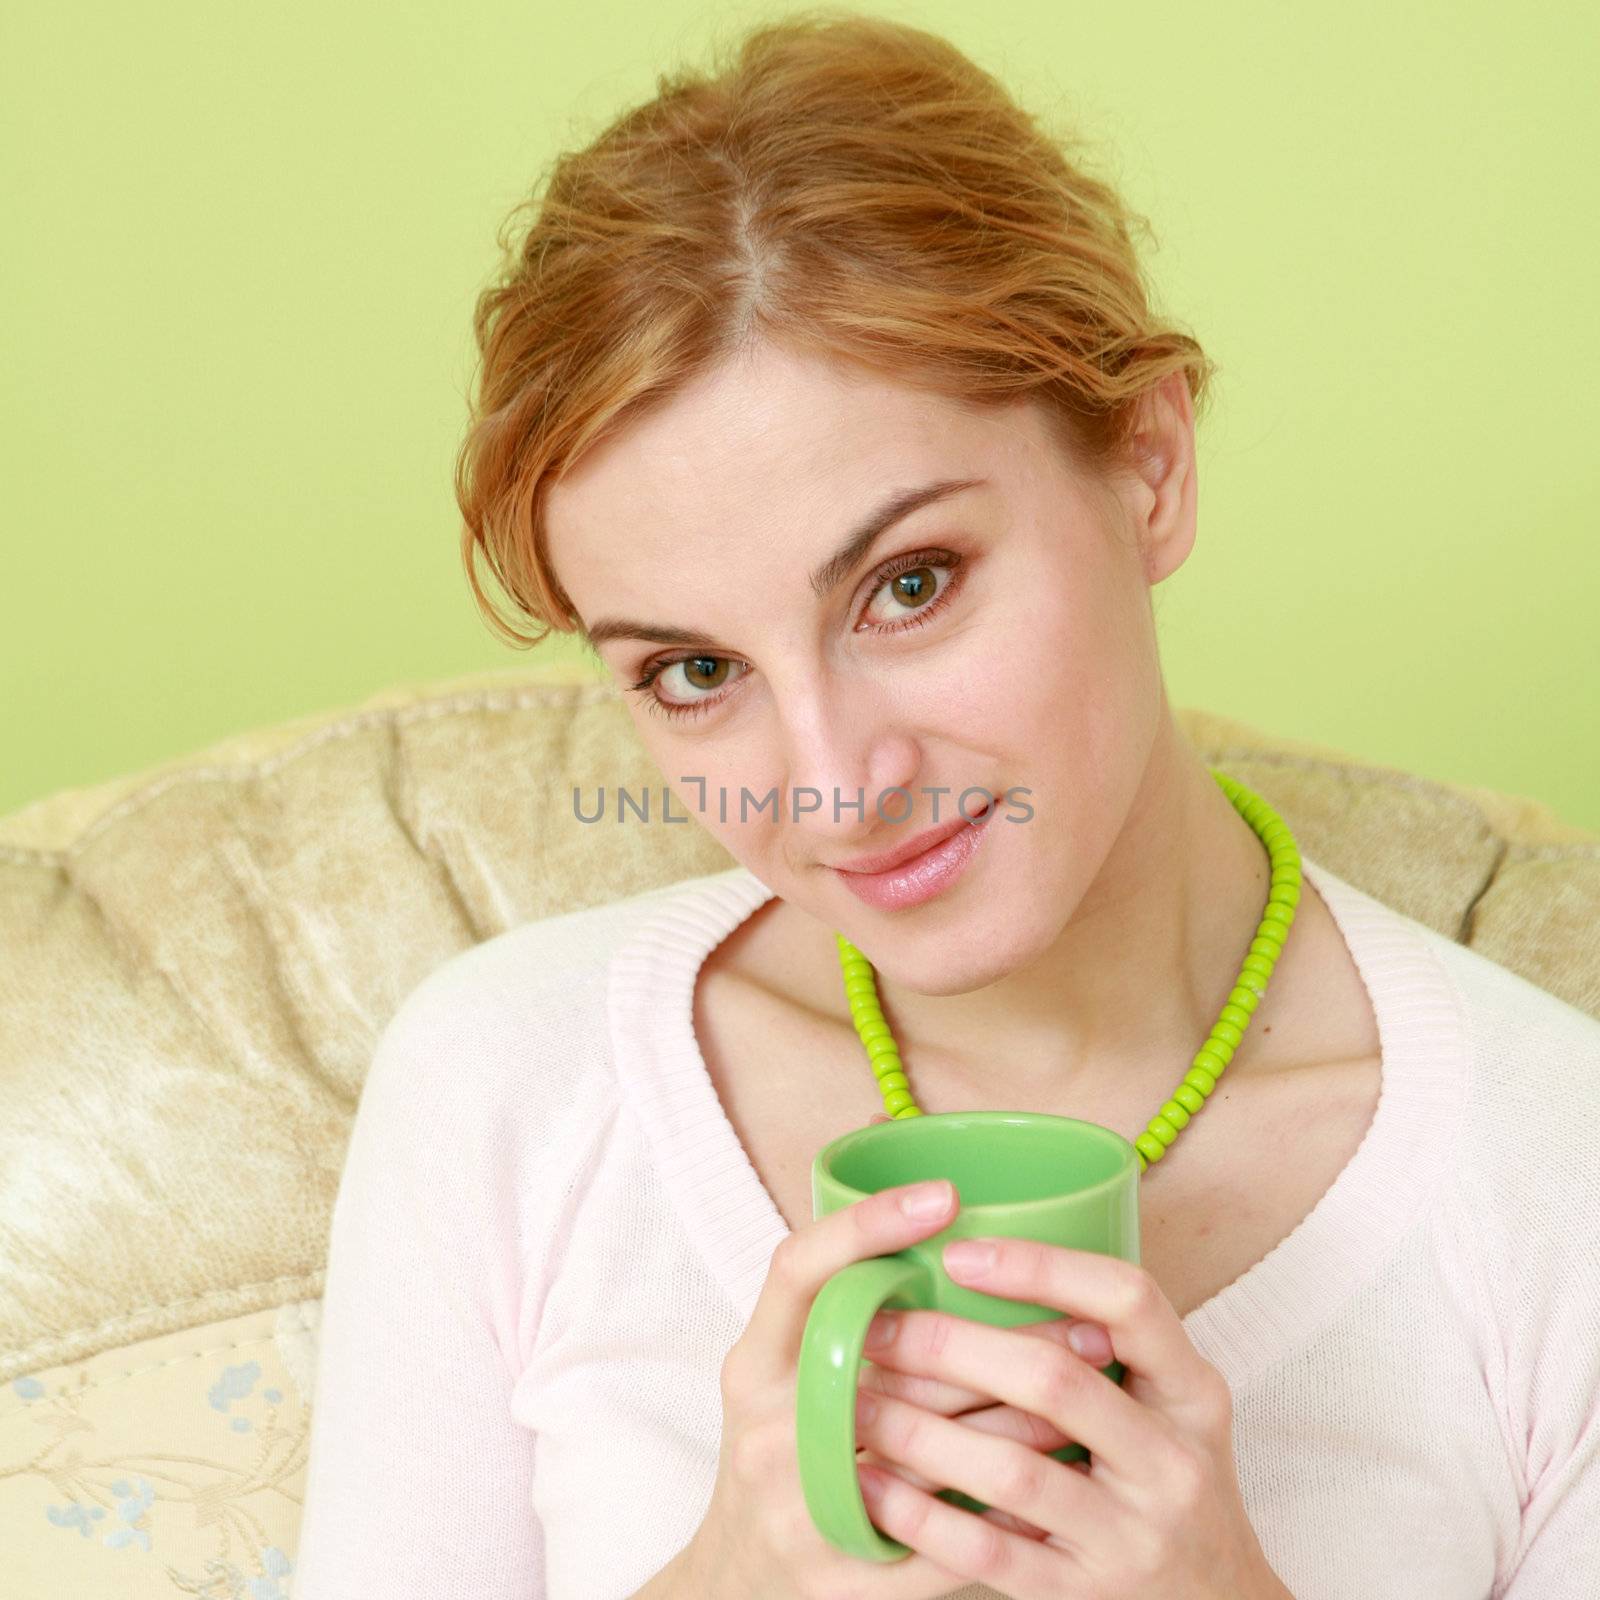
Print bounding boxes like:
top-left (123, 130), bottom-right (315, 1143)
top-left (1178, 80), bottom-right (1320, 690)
top-left (293, 854), bottom-right (1600, 1598)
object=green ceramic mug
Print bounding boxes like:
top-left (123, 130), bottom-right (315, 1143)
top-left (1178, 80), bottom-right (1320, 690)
top-left (795, 1110), bottom-right (1140, 1563)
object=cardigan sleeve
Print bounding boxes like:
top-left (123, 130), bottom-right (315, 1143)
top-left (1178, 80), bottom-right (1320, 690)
top-left (1493, 1238), bottom-right (1600, 1597)
top-left (1487, 1018), bottom-right (1600, 1596)
top-left (1497, 1423), bottom-right (1600, 1595)
top-left (292, 974), bottom-right (545, 1597)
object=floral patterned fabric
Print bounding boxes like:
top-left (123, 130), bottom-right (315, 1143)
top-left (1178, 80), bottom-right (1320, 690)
top-left (3, 1301), bottom-right (319, 1596)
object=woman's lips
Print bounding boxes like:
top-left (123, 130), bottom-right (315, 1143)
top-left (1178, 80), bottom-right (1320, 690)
top-left (831, 800), bottom-right (994, 911)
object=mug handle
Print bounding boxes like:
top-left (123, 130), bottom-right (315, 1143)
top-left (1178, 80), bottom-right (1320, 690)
top-left (796, 1253), bottom-right (931, 1561)
top-left (796, 1253), bottom-right (1131, 1561)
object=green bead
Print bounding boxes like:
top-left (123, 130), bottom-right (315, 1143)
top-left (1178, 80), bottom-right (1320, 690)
top-left (833, 761), bottom-right (1303, 1186)
top-left (1135, 1132), bottom-right (1167, 1163)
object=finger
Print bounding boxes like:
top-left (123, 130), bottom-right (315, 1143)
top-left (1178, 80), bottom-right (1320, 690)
top-left (857, 1454), bottom-right (1076, 1586)
top-left (739, 1175), bottom-right (959, 1386)
top-left (860, 1390), bottom-right (1095, 1492)
top-left (857, 1442), bottom-right (942, 1495)
top-left (944, 1393), bottom-right (1082, 1460)
top-left (859, 1382), bottom-right (1059, 1469)
top-left (870, 1299), bottom-right (1159, 1480)
top-left (860, 1448), bottom-right (1064, 1541)
top-left (860, 1313), bottom-right (1089, 1416)
top-left (859, 1390), bottom-right (1099, 1557)
top-left (860, 1370), bottom-right (1089, 1490)
top-left (862, 1442), bottom-right (1093, 1490)
top-left (943, 1236), bottom-right (1216, 1410)
top-left (980, 1504), bottom-right (1058, 1542)
top-left (971, 1451), bottom-right (1094, 1545)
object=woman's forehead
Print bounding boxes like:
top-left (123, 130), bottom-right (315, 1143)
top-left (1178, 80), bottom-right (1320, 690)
top-left (544, 357), bottom-right (1055, 581)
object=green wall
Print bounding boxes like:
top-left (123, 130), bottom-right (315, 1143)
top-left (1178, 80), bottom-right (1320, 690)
top-left (4, 2), bottom-right (1595, 829)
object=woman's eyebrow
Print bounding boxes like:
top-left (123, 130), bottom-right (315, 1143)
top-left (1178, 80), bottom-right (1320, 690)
top-left (582, 475), bottom-right (987, 651)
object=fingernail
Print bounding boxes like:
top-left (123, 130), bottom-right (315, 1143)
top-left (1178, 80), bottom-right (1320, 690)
top-left (900, 1180), bottom-right (952, 1218)
top-left (856, 1389), bottom-right (879, 1425)
top-left (1067, 1322), bottom-right (1109, 1362)
top-left (944, 1239), bottom-right (996, 1276)
top-left (864, 1311), bottom-right (899, 1349)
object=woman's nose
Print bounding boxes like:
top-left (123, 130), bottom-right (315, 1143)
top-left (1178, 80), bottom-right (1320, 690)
top-left (769, 671), bottom-right (922, 834)
top-left (784, 743), bottom-right (924, 842)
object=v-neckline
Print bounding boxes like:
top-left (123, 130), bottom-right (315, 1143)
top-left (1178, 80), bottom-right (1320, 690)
top-left (607, 853), bottom-right (1469, 1390)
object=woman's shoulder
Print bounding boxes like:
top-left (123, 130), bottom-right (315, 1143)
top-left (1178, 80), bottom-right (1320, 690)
top-left (1419, 919), bottom-right (1600, 1079)
top-left (346, 866), bottom-right (767, 1160)
top-left (376, 864), bottom-right (764, 1064)
top-left (1400, 914), bottom-right (1600, 1210)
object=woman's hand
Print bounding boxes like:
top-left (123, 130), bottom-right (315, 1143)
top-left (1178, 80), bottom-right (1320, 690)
top-left (850, 1231), bottom-right (1293, 1599)
top-left (854, 1114), bottom-right (1098, 1528)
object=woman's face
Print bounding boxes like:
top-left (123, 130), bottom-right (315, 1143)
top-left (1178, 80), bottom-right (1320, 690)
top-left (544, 340), bottom-right (1195, 991)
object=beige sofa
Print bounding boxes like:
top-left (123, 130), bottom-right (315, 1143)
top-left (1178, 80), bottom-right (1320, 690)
top-left (2, 654), bottom-right (1597, 1597)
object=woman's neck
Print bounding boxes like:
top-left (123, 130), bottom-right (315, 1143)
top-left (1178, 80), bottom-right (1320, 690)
top-left (764, 730), bottom-right (1333, 1114)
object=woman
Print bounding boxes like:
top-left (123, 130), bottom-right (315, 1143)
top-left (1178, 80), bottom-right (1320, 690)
top-left (293, 13), bottom-right (1600, 1599)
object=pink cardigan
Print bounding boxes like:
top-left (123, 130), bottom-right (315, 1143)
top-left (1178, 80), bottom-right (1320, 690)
top-left (293, 855), bottom-right (1600, 1598)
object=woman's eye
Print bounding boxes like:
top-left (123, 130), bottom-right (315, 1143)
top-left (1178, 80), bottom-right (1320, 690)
top-left (628, 549), bottom-right (964, 722)
top-left (631, 655), bottom-right (748, 722)
top-left (859, 556), bottom-right (959, 630)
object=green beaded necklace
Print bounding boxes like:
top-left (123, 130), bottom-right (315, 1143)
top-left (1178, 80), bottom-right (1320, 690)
top-left (834, 769), bottom-right (1302, 1175)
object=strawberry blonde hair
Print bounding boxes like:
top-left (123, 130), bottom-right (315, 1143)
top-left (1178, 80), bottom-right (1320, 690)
top-left (455, 8), bottom-right (1219, 650)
